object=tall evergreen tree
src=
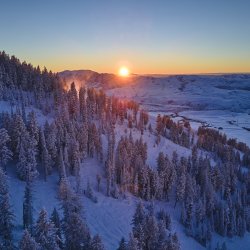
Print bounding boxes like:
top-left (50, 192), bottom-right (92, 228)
top-left (0, 128), bottom-right (12, 170)
top-left (34, 208), bottom-right (59, 250)
top-left (50, 208), bottom-right (62, 249)
top-left (19, 229), bottom-right (40, 250)
top-left (127, 233), bottom-right (139, 250)
top-left (40, 128), bottom-right (52, 181)
top-left (16, 131), bottom-right (38, 181)
top-left (0, 167), bottom-right (14, 249)
top-left (117, 237), bottom-right (127, 250)
top-left (62, 192), bottom-right (90, 250)
top-left (132, 201), bottom-right (146, 241)
top-left (23, 181), bottom-right (33, 233)
top-left (68, 82), bottom-right (79, 120)
top-left (27, 111), bottom-right (39, 145)
top-left (89, 234), bottom-right (105, 250)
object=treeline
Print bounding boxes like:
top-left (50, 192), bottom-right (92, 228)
top-left (197, 127), bottom-right (250, 167)
top-left (0, 51), bottom-right (58, 92)
top-left (155, 114), bottom-right (194, 148)
top-left (0, 51), bottom-right (63, 113)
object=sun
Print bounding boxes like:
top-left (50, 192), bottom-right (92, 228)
top-left (119, 67), bottom-right (129, 77)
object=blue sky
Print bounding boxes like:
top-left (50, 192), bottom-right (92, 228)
top-left (1, 0), bottom-right (250, 73)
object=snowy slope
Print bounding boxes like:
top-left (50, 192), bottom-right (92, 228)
top-left (2, 70), bottom-right (250, 249)
top-left (59, 71), bottom-right (250, 146)
top-left (8, 156), bottom-right (250, 250)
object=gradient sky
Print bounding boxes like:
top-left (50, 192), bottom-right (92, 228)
top-left (1, 0), bottom-right (250, 74)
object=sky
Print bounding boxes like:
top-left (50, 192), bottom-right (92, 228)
top-left (1, 0), bottom-right (250, 74)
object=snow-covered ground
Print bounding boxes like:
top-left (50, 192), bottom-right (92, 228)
top-left (60, 71), bottom-right (250, 145)
top-left (105, 74), bottom-right (250, 146)
top-left (3, 72), bottom-right (250, 249)
top-left (8, 149), bottom-right (250, 250)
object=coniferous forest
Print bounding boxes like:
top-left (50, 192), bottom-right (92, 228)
top-left (1, 51), bottom-right (250, 250)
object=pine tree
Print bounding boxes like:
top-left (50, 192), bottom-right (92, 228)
top-left (68, 82), bottom-right (79, 120)
top-left (78, 123), bottom-right (88, 159)
top-left (157, 152), bottom-right (165, 173)
top-left (157, 220), bottom-right (167, 249)
top-left (117, 237), bottom-right (127, 250)
top-left (89, 234), bottom-right (105, 250)
top-left (16, 131), bottom-right (38, 181)
top-left (0, 128), bottom-right (12, 170)
top-left (79, 87), bottom-right (87, 123)
top-left (58, 147), bottom-right (67, 180)
top-left (27, 111), bottom-right (39, 145)
top-left (44, 122), bottom-right (57, 165)
top-left (23, 181), bottom-right (33, 232)
top-left (144, 215), bottom-right (159, 250)
top-left (132, 201), bottom-right (146, 243)
top-left (70, 139), bottom-right (80, 176)
top-left (50, 208), bottom-right (62, 249)
top-left (62, 193), bottom-right (90, 250)
top-left (34, 208), bottom-right (59, 250)
top-left (10, 113), bottom-right (26, 158)
top-left (21, 101), bottom-right (27, 125)
top-left (40, 128), bottom-right (52, 181)
top-left (127, 233), bottom-right (139, 250)
top-left (19, 229), bottom-right (40, 250)
top-left (58, 177), bottom-right (71, 201)
top-left (171, 232), bottom-right (181, 250)
top-left (175, 165), bottom-right (186, 207)
top-left (0, 167), bottom-right (14, 249)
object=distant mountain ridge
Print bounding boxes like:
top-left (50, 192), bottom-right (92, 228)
top-left (59, 69), bottom-right (142, 90)
top-left (59, 70), bottom-right (250, 90)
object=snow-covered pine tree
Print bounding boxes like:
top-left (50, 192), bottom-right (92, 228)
top-left (0, 128), bottom-right (12, 170)
top-left (132, 201), bottom-right (146, 240)
top-left (77, 122), bottom-right (88, 159)
top-left (68, 82), bottom-right (79, 120)
top-left (79, 87), bottom-right (87, 123)
top-left (16, 130), bottom-right (38, 181)
top-left (58, 147), bottom-right (67, 180)
top-left (23, 181), bottom-right (33, 233)
top-left (144, 214), bottom-right (159, 249)
top-left (10, 113), bottom-right (26, 158)
top-left (175, 165), bottom-right (186, 207)
top-left (69, 139), bottom-right (80, 177)
top-left (44, 122), bottom-right (57, 166)
top-left (117, 237), bottom-right (127, 250)
top-left (40, 128), bottom-right (52, 181)
top-left (62, 194), bottom-right (91, 250)
top-left (0, 167), bottom-right (14, 249)
top-left (89, 234), bottom-right (105, 250)
top-left (50, 208), bottom-right (62, 249)
top-left (27, 111), bottom-right (39, 146)
top-left (19, 229), bottom-right (40, 250)
top-left (127, 233), bottom-right (139, 250)
top-left (34, 208), bottom-right (60, 250)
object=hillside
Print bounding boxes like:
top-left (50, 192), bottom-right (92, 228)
top-left (60, 70), bottom-right (250, 146)
top-left (0, 53), bottom-right (250, 250)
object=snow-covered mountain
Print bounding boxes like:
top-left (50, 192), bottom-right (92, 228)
top-left (59, 70), bottom-right (143, 91)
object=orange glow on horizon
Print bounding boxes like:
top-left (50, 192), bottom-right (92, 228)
top-left (19, 53), bottom-right (250, 75)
